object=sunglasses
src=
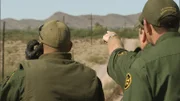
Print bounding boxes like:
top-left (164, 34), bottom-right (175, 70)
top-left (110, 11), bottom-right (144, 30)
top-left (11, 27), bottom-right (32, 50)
top-left (38, 25), bottom-right (44, 40)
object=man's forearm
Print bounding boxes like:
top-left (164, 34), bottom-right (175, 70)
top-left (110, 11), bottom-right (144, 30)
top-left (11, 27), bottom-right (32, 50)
top-left (107, 36), bottom-right (123, 55)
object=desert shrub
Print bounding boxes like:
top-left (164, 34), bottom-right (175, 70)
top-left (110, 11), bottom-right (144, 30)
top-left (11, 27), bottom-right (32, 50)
top-left (112, 28), bottom-right (138, 38)
top-left (92, 23), bottom-right (107, 38)
top-left (3, 27), bottom-right (138, 42)
top-left (71, 28), bottom-right (91, 38)
top-left (4, 29), bottom-right (38, 43)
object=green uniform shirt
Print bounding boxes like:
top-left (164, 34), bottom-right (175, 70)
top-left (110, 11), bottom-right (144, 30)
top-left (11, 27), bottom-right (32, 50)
top-left (107, 44), bottom-right (151, 89)
top-left (0, 68), bottom-right (25, 101)
top-left (108, 31), bottom-right (180, 101)
top-left (0, 52), bottom-right (104, 101)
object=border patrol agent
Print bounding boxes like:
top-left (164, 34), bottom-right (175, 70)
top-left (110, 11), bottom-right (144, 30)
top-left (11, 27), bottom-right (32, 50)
top-left (103, 0), bottom-right (180, 101)
top-left (0, 20), bottom-right (105, 101)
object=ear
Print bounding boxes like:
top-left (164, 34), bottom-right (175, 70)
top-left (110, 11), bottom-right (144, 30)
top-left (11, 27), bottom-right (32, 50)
top-left (67, 41), bottom-right (72, 52)
top-left (143, 19), bottom-right (152, 35)
top-left (142, 30), bottom-right (147, 43)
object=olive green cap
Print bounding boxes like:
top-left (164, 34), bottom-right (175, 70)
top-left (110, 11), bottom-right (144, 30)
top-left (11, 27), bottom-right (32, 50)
top-left (141, 0), bottom-right (180, 26)
top-left (39, 20), bottom-right (70, 48)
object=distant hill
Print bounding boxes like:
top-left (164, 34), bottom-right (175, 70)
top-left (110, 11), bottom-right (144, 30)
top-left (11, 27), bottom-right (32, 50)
top-left (1, 12), bottom-right (141, 30)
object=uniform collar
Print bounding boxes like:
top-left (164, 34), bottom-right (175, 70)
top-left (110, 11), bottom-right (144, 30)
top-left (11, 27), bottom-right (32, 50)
top-left (156, 31), bottom-right (180, 44)
top-left (39, 52), bottom-right (72, 60)
top-left (144, 44), bottom-right (152, 50)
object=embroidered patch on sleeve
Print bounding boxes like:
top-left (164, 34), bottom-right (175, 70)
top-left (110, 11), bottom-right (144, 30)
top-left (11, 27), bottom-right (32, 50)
top-left (118, 51), bottom-right (127, 56)
top-left (124, 73), bottom-right (132, 90)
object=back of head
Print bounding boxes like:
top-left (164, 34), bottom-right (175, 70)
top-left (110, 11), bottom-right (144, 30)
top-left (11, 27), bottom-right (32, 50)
top-left (141, 0), bottom-right (180, 31)
top-left (39, 20), bottom-right (71, 49)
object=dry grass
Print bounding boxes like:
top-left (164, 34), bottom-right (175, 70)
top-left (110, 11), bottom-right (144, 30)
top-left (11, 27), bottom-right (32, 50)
top-left (71, 38), bottom-right (109, 67)
top-left (86, 54), bottom-right (107, 64)
top-left (4, 41), bottom-right (26, 77)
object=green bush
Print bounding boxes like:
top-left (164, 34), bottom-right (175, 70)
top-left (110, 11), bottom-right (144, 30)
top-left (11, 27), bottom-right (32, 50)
top-left (4, 29), bottom-right (38, 43)
top-left (71, 28), bottom-right (91, 38)
top-left (3, 27), bottom-right (138, 42)
top-left (3, 25), bottom-right (180, 42)
top-left (112, 28), bottom-right (138, 38)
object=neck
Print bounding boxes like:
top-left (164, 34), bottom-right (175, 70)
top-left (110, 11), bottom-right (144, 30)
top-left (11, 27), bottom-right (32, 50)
top-left (152, 31), bottom-right (165, 45)
top-left (43, 44), bottom-right (59, 54)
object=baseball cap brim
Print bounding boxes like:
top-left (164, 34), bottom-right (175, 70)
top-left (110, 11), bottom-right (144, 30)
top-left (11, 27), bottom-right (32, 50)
top-left (134, 21), bottom-right (143, 29)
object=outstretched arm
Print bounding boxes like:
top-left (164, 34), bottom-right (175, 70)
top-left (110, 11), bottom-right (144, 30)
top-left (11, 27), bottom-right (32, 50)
top-left (103, 31), bottom-right (140, 89)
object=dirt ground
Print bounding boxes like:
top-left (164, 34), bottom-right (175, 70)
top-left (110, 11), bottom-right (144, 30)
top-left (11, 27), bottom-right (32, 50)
top-left (0, 38), bottom-right (139, 101)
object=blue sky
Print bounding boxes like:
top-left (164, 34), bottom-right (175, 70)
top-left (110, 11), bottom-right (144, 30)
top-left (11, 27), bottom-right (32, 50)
top-left (1, 0), bottom-right (179, 20)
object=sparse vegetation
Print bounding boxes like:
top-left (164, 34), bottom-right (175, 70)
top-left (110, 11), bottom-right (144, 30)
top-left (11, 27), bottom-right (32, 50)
top-left (4, 26), bottom-right (138, 42)
top-left (116, 28), bottom-right (139, 38)
top-left (6, 46), bottom-right (19, 54)
top-left (4, 29), bottom-right (38, 42)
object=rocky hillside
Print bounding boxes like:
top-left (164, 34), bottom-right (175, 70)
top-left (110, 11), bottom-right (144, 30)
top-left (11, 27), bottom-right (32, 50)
top-left (1, 12), bottom-right (141, 30)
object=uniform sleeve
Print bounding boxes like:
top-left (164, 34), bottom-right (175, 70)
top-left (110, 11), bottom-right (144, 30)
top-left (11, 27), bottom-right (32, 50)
top-left (107, 48), bottom-right (139, 88)
top-left (122, 67), bottom-right (152, 101)
top-left (0, 68), bottom-right (25, 101)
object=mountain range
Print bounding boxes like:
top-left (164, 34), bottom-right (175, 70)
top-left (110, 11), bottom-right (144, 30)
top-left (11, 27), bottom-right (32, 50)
top-left (1, 12), bottom-right (141, 30)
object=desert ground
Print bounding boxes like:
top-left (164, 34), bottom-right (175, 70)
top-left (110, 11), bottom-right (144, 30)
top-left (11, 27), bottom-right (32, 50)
top-left (0, 38), bottom-right (139, 101)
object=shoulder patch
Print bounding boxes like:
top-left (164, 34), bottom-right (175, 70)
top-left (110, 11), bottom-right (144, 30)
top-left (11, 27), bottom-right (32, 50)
top-left (124, 73), bottom-right (132, 90)
top-left (118, 51), bottom-right (127, 56)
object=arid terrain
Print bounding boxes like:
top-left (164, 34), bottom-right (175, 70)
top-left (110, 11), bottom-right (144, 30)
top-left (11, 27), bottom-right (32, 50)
top-left (1, 12), bottom-right (140, 30)
top-left (1, 38), bottom-right (139, 101)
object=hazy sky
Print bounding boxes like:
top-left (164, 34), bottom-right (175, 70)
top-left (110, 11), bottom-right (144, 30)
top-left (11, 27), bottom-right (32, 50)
top-left (1, 0), bottom-right (179, 20)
